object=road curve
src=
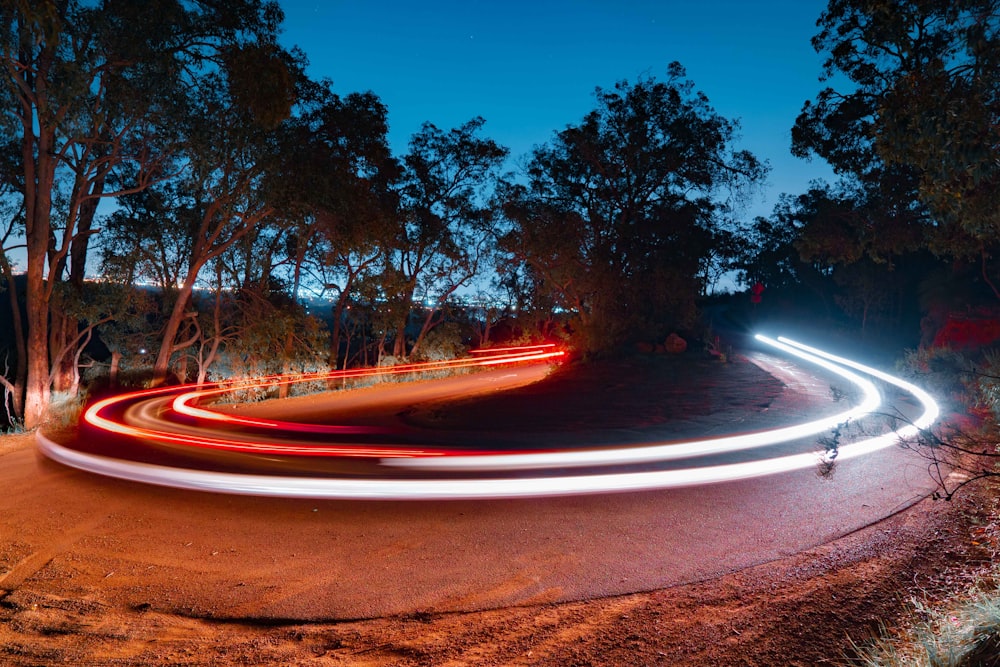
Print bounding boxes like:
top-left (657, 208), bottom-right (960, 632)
top-left (0, 337), bottom-right (941, 620)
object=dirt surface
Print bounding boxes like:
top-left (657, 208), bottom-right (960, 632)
top-left (1, 352), bottom-right (998, 666)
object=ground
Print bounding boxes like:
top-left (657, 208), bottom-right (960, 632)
top-left (1, 352), bottom-right (997, 666)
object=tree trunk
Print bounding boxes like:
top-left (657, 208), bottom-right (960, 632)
top-left (408, 307), bottom-right (440, 360)
top-left (196, 283), bottom-right (225, 386)
top-left (110, 351), bottom-right (121, 390)
top-left (24, 247), bottom-right (51, 428)
top-left (23, 156), bottom-right (56, 429)
top-left (153, 283), bottom-right (196, 386)
top-left (49, 307), bottom-right (76, 394)
top-left (19, 43), bottom-right (58, 429)
top-left (50, 173), bottom-right (106, 394)
top-left (329, 283), bottom-right (353, 370)
top-left (279, 329), bottom-right (294, 399)
top-left (392, 323), bottom-right (407, 358)
top-left (478, 308), bottom-right (494, 348)
top-left (392, 289), bottom-right (416, 359)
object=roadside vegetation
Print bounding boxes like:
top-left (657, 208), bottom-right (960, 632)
top-left (839, 345), bottom-right (1000, 666)
top-left (847, 567), bottom-right (1000, 666)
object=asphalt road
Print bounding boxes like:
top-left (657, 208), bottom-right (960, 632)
top-left (0, 353), bottom-right (939, 621)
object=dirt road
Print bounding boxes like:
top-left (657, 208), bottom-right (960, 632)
top-left (0, 351), bottom-right (989, 665)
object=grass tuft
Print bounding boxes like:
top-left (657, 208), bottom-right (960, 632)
top-left (846, 585), bottom-right (1000, 666)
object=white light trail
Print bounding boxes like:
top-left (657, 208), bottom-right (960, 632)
top-left (36, 336), bottom-right (942, 499)
top-left (384, 335), bottom-right (881, 471)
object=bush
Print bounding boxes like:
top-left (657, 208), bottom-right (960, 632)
top-left (412, 322), bottom-right (467, 362)
top-left (898, 346), bottom-right (979, 413)
top-left (974, 349), bottom-right (1000, 425)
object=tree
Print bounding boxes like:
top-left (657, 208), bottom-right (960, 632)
top-left (136, 53), bottom-right (300, 386)
top-left (761, 182), bottom-right (929, 334)
top-left (301, 91), bottom-right (399, 370)
top-left (795, 0), bottom-right (1000, 294)
top-left (0, 140), bottom-right (25, 423)
top-left (503, 64), bottom-right (767, 352)
top-left (100, 81), bottom-right (397, 383)
top-left (384, 117), bottom-right (508, 359)
top-left (0, 0), bottom-right (289, 427)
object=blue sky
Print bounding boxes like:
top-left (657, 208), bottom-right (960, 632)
top-left (277, 0), bottom-right (838, 220)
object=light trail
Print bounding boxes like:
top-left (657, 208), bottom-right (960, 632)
top-left (383, 334), bottom-right (882, 471)
top-left (773, 335), bottom-right (940, 453)
top-left (83, 346), bottom-right (564, 458)
top-left (168, 347), bottom-right (564, 436)
top-left (469, 343), bottom-right (557, 354)
top-left (37, 335), bottom-right (940, 499)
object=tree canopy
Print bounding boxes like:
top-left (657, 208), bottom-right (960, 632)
top-left (8, 0), bottom-right (998, 430)
top-left (502, 63), bottom-right (767, 352)
top-left (1, 0), bottom-right (302, 424)
top-left (795, 0), bottom-right (1000, 259)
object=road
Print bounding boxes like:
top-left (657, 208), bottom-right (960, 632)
top-left (0, 340), bottom-right (940, 621)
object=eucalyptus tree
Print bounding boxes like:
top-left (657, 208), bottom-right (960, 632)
top-left (302, 91), bottom-right (399, 369)
top-left (795, 0), bottom-right (1000, 295)
top-left (137, 42), bottom-right (303, 385)
top-left (0, 172), bottom-right (23, 422)
top-left (385, 117), bottom-right (508, 359)
top-left (0, 78), bottom-right (24, 424)
top-left (0, 0), bottom-right (290, 426)
top-left (503, 64), bottom-right (766, 352)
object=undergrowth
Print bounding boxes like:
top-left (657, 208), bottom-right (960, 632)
top-left (843, 486), bottom-right (1000, 667)
top-left (846, 588), bottom-right (1000, 666)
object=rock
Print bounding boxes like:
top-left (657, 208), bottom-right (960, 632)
top-left (664, 333), bottom-right (687, 354)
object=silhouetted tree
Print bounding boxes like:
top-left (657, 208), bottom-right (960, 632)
top-left (503, 64), bottom-right (766, 352)
top-left (795, 0), bottom-right (1000, 297)
top-left (384, 118), bottom-right (508, 359)
top-left (302, 91), bottom-right (399, 369)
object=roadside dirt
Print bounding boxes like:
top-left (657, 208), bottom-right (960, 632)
top-left (1, 352), bottom-right (997, 666)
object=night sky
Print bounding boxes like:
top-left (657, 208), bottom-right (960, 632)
top-left (277, 0), bottom-right (838, 220)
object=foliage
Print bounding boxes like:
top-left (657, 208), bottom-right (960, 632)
top-left (899, 341), bottom-right (1000, 424)
top-left (753, 181), bottom-right (932, 334)
top-left (894, 345), bottom-right (1000, 500)
top-left (384, 117), bottom-right (508, 358)
top-left (410, 321), bottom-right (467, 362)
top-left (208, 282), bottom-right (327, 381)
top-left (973, 349), bottom-right (1000, 425)
top-left (846, 572), bottom-right (1000, 666)
top-left (899, 346), bottom-right (978, 411)
top-left (0, 0), bottom-right (298, 425)
top-left (303, 92), bottom-right (400, 368)
top-left (796, 0), bottom-right (1000, 283)
top-left (503, 63), bottom-right (767, 353)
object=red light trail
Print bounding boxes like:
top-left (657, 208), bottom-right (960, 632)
top-left (82, 345), bottom-right (565, 458)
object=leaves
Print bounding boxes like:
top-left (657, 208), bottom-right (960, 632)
top-left (798, 0), bottom-right (1000, 244)
top-left (504, 66), bottom-right (767, 351)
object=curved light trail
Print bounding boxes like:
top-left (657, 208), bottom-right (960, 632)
top-left (82, 346), bottom-right (565, 458)
top-left (386, 335), bottom-right (881, 471)
top-left (36, 336), bottom-right (941, 499)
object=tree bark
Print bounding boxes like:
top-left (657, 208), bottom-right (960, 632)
top-left (22, 134), bottom-right (57, 429)
top-left (153, 283), bottom-right (196, 386)
top-left (49, 174), bottom-right (107, 394)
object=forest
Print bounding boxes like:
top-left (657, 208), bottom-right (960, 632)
top-left (2, 0), bottom-right (999, 432)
